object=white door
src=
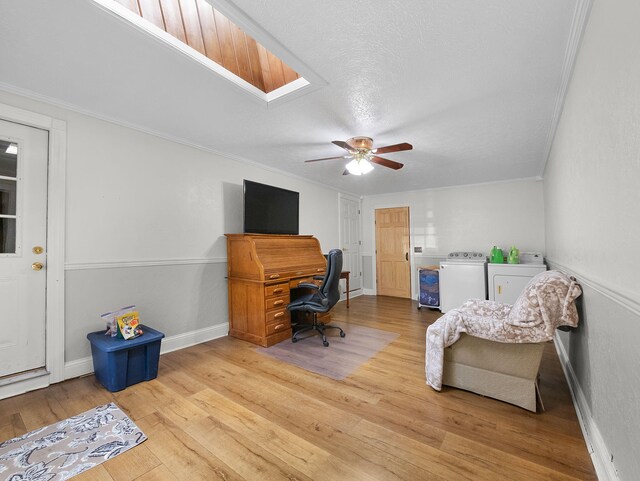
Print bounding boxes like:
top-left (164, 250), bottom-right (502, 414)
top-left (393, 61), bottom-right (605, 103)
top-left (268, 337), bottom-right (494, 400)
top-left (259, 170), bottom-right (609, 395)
top-left (0, 120), bottom-right (48, 379)
top-left (339, 195), bottom-right (362, 295)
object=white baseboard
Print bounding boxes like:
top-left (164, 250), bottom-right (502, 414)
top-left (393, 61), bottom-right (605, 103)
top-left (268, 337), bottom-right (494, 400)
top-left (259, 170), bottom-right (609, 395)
top-left (342, 289), bottom-right (364, 301)
top-left (554, 334), bottom-right (619, 481)
top-left (363, 288), bottom-right (376, 296)
top-left (63, 357), bottom-right (94, 381)
top-left (64, 323), bottom-right (229, 380)
top-left (0, 372), bottom-right (51, 400)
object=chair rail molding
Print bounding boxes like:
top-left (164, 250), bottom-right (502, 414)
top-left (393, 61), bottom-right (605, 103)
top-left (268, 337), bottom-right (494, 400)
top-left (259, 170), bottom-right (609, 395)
top-left (65, 256), bottom-right (228, 271)
top-left (546, 259), bottom-right (640, 317)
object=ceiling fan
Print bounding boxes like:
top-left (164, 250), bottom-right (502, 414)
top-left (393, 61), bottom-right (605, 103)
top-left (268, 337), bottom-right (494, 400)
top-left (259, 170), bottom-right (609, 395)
top-left (305, 136), bottom-right (413, 175)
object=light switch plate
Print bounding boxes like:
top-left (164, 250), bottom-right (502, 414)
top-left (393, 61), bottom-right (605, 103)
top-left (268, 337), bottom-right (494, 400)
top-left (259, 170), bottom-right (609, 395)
top-left (414, 246), bottom-right (423, 253)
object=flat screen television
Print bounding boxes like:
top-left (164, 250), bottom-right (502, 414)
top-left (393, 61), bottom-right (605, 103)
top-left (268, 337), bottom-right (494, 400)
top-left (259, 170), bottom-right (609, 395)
top-left (243, 180), bottom-right (299, 235)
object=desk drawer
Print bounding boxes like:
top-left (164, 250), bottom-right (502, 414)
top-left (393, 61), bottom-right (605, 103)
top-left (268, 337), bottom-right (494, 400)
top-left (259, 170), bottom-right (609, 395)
top-left (265, 295), bottom-right (288, 311)
top-left (265, 283), bottom-right (289, 298)
top-left (266, 308), bottom-right (289, 324)
top-left (266, 318), bottom-right (291, 336)
top-left (289, 277), bottom-right (322, 289)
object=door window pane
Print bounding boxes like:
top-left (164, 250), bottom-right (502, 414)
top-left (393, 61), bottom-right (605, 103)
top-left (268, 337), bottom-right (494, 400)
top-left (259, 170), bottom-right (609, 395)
top-left (0, 218), bottom-right (16, 253)
top-left (0, 179), bottom-right (17, 215)
top-left (0, 140), bottom-right (18, 177)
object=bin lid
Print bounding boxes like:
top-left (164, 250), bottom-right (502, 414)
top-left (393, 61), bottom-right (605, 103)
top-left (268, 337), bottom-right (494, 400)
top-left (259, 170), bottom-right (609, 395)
top-left (87, 324), bottom-right (165, 352)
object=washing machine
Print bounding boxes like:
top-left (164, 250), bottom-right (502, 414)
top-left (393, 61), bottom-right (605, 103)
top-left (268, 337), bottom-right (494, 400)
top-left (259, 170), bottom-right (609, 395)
top-left (488, 262), bottom-right (547, 304)
top-left (439, 251), bottom-right (487, 313)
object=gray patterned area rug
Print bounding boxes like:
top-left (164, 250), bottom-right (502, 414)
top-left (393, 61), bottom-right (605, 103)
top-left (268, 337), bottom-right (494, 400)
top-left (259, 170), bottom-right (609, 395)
top-left (259, 323), bottom-right (399, 380)
top-left (0, 402), bottom-right (146, 481)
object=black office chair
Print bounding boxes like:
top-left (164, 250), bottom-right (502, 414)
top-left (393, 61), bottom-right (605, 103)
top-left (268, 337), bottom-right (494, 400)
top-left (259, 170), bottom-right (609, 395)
top-left (287, 249), bottom-right (346, 347)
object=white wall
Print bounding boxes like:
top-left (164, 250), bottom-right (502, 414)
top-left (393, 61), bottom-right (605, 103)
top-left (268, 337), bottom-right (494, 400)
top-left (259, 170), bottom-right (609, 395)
top-left (544, 0), bottom-right (640, 479)
top-left (0, 89), bottom-right (343, 367)
top-left (361, 179), bottom-right (545, 297)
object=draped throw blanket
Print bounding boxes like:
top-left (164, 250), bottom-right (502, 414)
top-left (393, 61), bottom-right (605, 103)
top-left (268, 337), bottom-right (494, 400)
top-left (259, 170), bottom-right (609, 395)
top-left (426, 270), bottom-right (582, 390)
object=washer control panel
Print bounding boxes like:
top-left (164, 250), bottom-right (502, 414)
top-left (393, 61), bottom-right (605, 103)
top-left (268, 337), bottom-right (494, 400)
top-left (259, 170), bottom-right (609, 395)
top-left (447, 251), bottom-right (485, 259)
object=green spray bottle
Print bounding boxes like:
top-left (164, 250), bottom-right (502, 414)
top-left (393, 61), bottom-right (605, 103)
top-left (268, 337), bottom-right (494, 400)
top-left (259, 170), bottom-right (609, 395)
top-left (508, 246), bottom-right (519, 264)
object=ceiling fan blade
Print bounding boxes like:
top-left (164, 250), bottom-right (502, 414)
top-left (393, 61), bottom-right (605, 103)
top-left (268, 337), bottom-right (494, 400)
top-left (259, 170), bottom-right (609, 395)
top-left (370, 156), bottom-right (404, 170)
top-left (332, 140), bottom-right (353, 152)
top-left (305, 155), bottom-right (349, 163)
top-left (374, 142), bottom-right (413, 154)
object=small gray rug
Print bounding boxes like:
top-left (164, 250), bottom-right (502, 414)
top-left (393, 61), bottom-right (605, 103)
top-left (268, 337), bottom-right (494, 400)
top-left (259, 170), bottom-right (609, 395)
top-left (0, 402), bottom-right (146, 481)
top-left (259, 323), bottom-right (399, 380)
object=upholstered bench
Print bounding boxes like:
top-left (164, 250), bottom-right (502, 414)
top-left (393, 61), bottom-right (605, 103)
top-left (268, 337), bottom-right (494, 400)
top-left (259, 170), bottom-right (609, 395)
top-left (442, 334), bottom-right (546, 412)
top-left (426, 270), bottom-right (582, 412)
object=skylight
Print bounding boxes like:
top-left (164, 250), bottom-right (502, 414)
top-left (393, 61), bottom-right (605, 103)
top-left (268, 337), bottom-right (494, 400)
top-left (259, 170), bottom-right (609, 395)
top-left (95, 0), bottom-right (320, 103)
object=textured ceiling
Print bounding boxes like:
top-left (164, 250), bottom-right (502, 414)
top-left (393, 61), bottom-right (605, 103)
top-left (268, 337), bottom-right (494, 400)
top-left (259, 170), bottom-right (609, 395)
top-left (0, 0), bottom-right (582, 195)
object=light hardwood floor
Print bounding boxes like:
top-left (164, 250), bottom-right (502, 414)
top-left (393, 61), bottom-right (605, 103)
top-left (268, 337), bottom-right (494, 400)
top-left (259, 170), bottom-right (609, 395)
top-left (0, 296), bottom-right (596, 480)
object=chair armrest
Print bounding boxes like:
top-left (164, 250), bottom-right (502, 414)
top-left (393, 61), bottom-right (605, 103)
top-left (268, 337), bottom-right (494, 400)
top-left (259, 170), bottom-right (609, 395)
top-left (296, 282), bottom-right (320, 290)
top-left (313, 275), bottom-right (325, 280)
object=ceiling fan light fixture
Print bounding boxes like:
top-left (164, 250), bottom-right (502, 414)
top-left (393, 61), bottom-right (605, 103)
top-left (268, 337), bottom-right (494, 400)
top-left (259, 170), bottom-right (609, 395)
top-left (305, 136), bottom-right (410, 174)
top-left (347, 136), bottom-right (373, 150)
top-left (346, 157), bottom-right (374, 175)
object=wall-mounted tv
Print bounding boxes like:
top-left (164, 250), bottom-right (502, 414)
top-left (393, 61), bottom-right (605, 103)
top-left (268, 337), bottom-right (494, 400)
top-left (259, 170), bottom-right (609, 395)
top-left (243, 180), bottom-right (299, 235)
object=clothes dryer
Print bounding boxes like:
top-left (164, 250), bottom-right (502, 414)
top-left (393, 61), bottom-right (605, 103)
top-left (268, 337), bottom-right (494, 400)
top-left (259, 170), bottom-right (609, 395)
top-left (488, 263), bottom-right (547, 304)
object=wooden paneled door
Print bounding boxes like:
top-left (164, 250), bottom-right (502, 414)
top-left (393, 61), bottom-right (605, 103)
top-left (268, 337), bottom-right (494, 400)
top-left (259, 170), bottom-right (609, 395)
top-left (375, 207), bottom-right (411, 298)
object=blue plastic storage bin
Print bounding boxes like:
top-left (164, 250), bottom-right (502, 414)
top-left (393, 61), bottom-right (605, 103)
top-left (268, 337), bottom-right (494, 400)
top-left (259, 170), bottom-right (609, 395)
top-left (87, 325), bottom-right (165, 392)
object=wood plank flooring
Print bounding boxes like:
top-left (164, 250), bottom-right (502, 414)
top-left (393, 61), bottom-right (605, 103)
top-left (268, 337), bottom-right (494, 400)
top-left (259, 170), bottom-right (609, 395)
top-left (0, 296), bottom-right (597, 480)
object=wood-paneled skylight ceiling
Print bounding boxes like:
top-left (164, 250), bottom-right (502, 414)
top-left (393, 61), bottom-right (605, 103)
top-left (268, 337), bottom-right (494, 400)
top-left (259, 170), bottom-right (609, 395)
top-left (113, 0), bottom-right (300, 93)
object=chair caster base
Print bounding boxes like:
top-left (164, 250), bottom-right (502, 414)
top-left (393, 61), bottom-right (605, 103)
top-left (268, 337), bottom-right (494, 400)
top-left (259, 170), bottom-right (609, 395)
top-left (290, 316), bottom-right (345, 347)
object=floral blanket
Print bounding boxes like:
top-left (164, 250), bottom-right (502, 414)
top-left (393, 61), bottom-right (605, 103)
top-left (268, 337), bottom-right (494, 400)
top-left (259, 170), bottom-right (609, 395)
top-left (426, 270), bottom-right (582, 390)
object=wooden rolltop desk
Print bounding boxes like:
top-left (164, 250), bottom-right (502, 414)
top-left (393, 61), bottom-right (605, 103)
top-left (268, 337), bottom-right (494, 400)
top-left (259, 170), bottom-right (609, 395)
top-left (225, 234), bottom-right (326, 347)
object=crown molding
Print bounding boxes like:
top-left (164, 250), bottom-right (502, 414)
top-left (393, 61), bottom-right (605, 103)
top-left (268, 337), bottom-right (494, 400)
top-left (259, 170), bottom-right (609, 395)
top-left (540, 0), bottom-right (594, 176)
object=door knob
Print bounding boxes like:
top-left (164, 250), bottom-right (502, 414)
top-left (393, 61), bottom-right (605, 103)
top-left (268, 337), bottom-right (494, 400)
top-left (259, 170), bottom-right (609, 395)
top-left (32, 246), bottom-right (44, 254)
top-left (32, 262), bottom-right (44, 271)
